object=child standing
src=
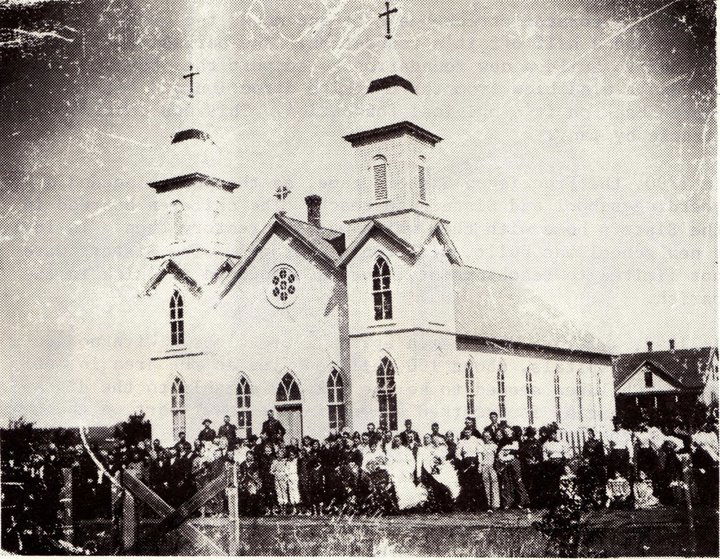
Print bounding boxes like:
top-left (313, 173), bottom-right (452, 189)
top-left (285, 448), bottom-right (301, 514)
top-left (271, 447), bottom-right (289, 515)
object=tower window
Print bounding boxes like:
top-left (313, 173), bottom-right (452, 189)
top-left (372, 155), bottom-right (388, 201)
top-left (372, 256), bottom-right (393, 320)
top-left (327, 368), bottom-right (345, 432)
top-left (170, 290), bottom-right (184, 346)
top-left (171, 200), bottom-right (184, 243)
top-left (418, 156), bottom-right (427, 202)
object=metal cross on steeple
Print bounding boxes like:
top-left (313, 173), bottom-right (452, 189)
top-left (182, 65), bottom-right (200, 98)
top-left (379, 1), bottom-right (398, 40)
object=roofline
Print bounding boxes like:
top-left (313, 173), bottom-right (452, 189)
top-left (148, 172), bottom-right (240, 192)
top-left (343, 207), bottom-right (449, 225)
top-left (343, 121), bottom-right (443, 146)
top-left (615, 358), bottom-right (707, 391)
top-left (142, 259), bottom-right (202, 297)
top-left (336, 220), bottom-right (417, 267)
top-left (148, 247), bottom-right (241, 260)
top-left (456, 334), bottom-right (614, 362)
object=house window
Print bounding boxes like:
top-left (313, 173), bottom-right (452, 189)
top-left (526, 367), bottom-right (534, 426)
top-left (237, 376), bottom-right (252, 439)
top-left (418, 156), bottom-right (427, 202)
top-left (171, 377), bottom-right (186, 441)
top-left (644, 370), bottom-right (653, 388)
top-left (267, 265), bottom-right (298, 309)
top-left (372, 155), bottom-right (388, 201)
top-left (276, 372), bottom-right (301, 403)
top-left (170, 290), bottom-right (184, 346)
top-left (377, 356), bottom-right (398, 431)
top-left (497, 364), bottom-right (507, 419)
top-left (576, 371), bottom-right (584, 424)
top-left (554, 368), bottom-right (562, 424)
top-left (372, 256), bottom-right (393, 320)
top-left (327, 368), bottom-right (345, 432)
top-left (596, 370), bottom-right (604, 422)
top-left (465, 360), bottom-right (475, 415)
top-left (171, 200), bottom-right (184, 242)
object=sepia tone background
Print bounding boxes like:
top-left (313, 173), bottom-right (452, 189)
top-left (0, 0), bottom-right (716, 427)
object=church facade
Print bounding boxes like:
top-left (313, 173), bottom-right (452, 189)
top-left (137, 42), bottom-right (615, 446)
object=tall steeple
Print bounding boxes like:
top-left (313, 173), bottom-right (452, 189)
top-left (343, 2), bottom-right (444, 238)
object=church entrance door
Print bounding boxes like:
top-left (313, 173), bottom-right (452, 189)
top-left (275, 372), bottom-right (303, 441)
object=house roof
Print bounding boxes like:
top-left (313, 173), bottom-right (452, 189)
top-left (613, 347), bottom-right (717, 390)
top-left (142, 259), bottom-right (201, 296)
top-left (453, 265), bottom-right (611, 355)
top-left (218, 213), bottom-right (345, 299)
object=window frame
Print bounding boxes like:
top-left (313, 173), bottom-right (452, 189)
top-left (372, 255), bottom-right (393, 321)
top-left (497, 364), bottom-right (507, 420)
top-left (526, 366), bottom-right (534, 426)
top-left (576, 370), bottom-right (584, 424)
top-left (554, 367), bottom-right (562, 424)
top-left (327, 368), bottom-right (346, 432)
top-left (644, 369), bottom-right (653, 388)
top-left (377, 356), bottom-right (398, 431)
top-left (236, 375), bottom-right (252, 439)
top-left (418, 155), bottom-right (427, 203)
top-left (371, 155), bottom-right (388, 202)
top-left (276, 372), bottom-right (302, 405)
top-left (171, 200), bottom-right (184, 243)
top-left (171, 376), bottom-right (186, 441)
top-left (170, 290), bottom-right (185, 347)
top-left (465, 360), bottom-right (475, 415)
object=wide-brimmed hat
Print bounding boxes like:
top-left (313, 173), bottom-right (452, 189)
top-left (202, 419), bottom-right (212, 424)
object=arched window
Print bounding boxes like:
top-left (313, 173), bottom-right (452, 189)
top-left (465, 360), bottom-right (475, 415)
top-left (595, 370), bottom-right (603, 422)
top-left (170, 290), bottom-right (184, 346)
top-left (372, 155), bottom-right (388, 201)
top-left (171, 200), bottom-right (184, 242)
top-left (377, 356), bottom-right (397, 431)
top-left (237, 376), bottom-right (252, 439)
top-left (171, 377), bottom-right (186, 441)
top-left (327, 368), bottom-right (345, 431)
top-left (554, 368), bottom-right (562, 424)
top-left (276, 372), bottom-right (301, 403)
top-left (576, 370), bottom-right (584, 424)
top-left (497, 364), bottom-right (507, 419)
top-left (372, 256), bottom-right (393, 321)
top-left (526, 367), bottom-right (534, 426)
top-left (418, 156), bottom-right (427, 202)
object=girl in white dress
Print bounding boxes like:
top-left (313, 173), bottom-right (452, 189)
top-left (386, 436), bottom-right (427, 510)
top-left (431, 435), bottom-right (461, 500)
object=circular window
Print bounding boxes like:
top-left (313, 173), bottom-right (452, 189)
top-left (267, 265), bottom-right (298, 308)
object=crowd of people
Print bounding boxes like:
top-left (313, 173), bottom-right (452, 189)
top-left (116, 409), bottom-right (720, 517)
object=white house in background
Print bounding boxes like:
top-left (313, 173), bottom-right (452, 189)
top-left (135, 39), bottom-right (615, 446)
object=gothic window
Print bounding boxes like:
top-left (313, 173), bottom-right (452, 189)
top-left (171, 200), bottom-right (184, 243)
top-left (237, 375), bottom-right (252, 439)
top-left (596, 370), bottom-right (604, 422)
top-left (327, 368), bottom-right (345, 431)
top-left (372, 256), bottom-right (393, 321)
top-left (554, 367), bottom-right (562, 424)
top-left (526, 367), bottom-right (534, 426)
top-left (170, 290), bottom-right (184, 346)
top-left (276, 372), bottom-right (301, 403)
top-left (377, 356), bottom-right (398, 431)
top-left (576, 370), bottom-right (584, 424)
top-left (171, 377), bottom-right (186, 441)
top-left (465, 360), bottom-right (475, 415)
top-left (267, 265), bottom-right (298, 308)
top-left (372, 155), bottom-right (388, 201)
top-left (418, 156), bottom-right (427, 202)
top-left (497, 364), bottom-right (507, 419)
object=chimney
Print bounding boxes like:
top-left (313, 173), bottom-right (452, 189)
top-left (669, 339), bottom-right (675, 351)
top-left (305, 195), bottom-right (321, 228)
top-left (647, 341), bottom-right (653, 352)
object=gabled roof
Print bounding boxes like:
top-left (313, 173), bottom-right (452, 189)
top-left (336, 219), bottom-right (462, 267)
top-left (142, 259), bottom-right (201, 296)
top-left (453, 265), bottom-right (611, 355)
top-left (218, 213), bottom-right (345, 299)
top-left (147, 172), bottom-right (239, 193)
top-left (613, 347), bottom-right (717, 390)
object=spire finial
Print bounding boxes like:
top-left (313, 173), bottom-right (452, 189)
top-left (379, 1), bottom-right (398, 40)
top-left (182, 65), bottom-right (200, 99)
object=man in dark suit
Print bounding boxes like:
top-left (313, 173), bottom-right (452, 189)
top-left (399, 419), bottom-right (420, 450)
top-left (460, 416), bottom-right (482, 439)
top-left (218, 415), bottom-right (238, 450)
top-left (483, 412), bottom-right (502, 443)
top-left (260, 410), bottom-right (285, 444)
top-left (198, 419), bottom-right (216, 443)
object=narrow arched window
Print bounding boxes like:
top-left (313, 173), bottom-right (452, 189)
top-left (595, 370), bottom-right (603, 422)
top-left (171, 377), bottom-right (186, 441)
top-left (526, 367), bottom-right (534, 426)
top-left (372, 155), bottom-right (388, 201)
top-left (497, 364), bottom-right (506, 419)
top-left (237, 376), bottom-right (252, 439)
top-left (377, 357), bottom-right (397, 431)
top-left (465, 360), bottom-right (475, 415)
top-left (372, 256), bottom-right (393, 320)
top-left (276, 372), bottom-right (301, 403)
top-left (554, 368), bottom-right (562, 424)
top-left (418, 156), bottom-right (427, 202)
top-left (171, 200), bottom-right (184, 242)
top-left (327, 368), bottom-right (345, 431)
top-left (576, 370), bottom-right (584, 424)
top-left (170, 290), bottom-right (184, 346)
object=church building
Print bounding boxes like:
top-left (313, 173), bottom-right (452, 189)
top-left (137, 28), bottom-right (615, 446)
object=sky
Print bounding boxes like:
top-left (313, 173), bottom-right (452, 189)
top-left (0, 0), bottom-right (716, 427)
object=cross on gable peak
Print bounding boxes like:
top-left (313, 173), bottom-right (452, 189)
top-left (379, 1), bottom-right (399, 40)
top-left (182, 65), bottom-right (200, 99)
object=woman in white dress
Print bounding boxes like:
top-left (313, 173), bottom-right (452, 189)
top-left (386, 436), bottom-right (427, 510)
top-left (431, 435), bottom-right (461, 501)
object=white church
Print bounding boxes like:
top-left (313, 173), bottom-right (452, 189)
top-left (137, 32), bottom-right (616, 446)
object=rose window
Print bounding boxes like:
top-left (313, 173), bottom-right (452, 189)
top-left (267, 265), bottom-right (298, 308)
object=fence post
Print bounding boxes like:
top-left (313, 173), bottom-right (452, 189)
top-left (681, 454), bottom-right (696, 556)
top-left (119, 470), bottom-right (138, 553)
top-left (59, 467), bottom-right (74, 542)
top-left (226, 462), bottom-right (239, 555)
